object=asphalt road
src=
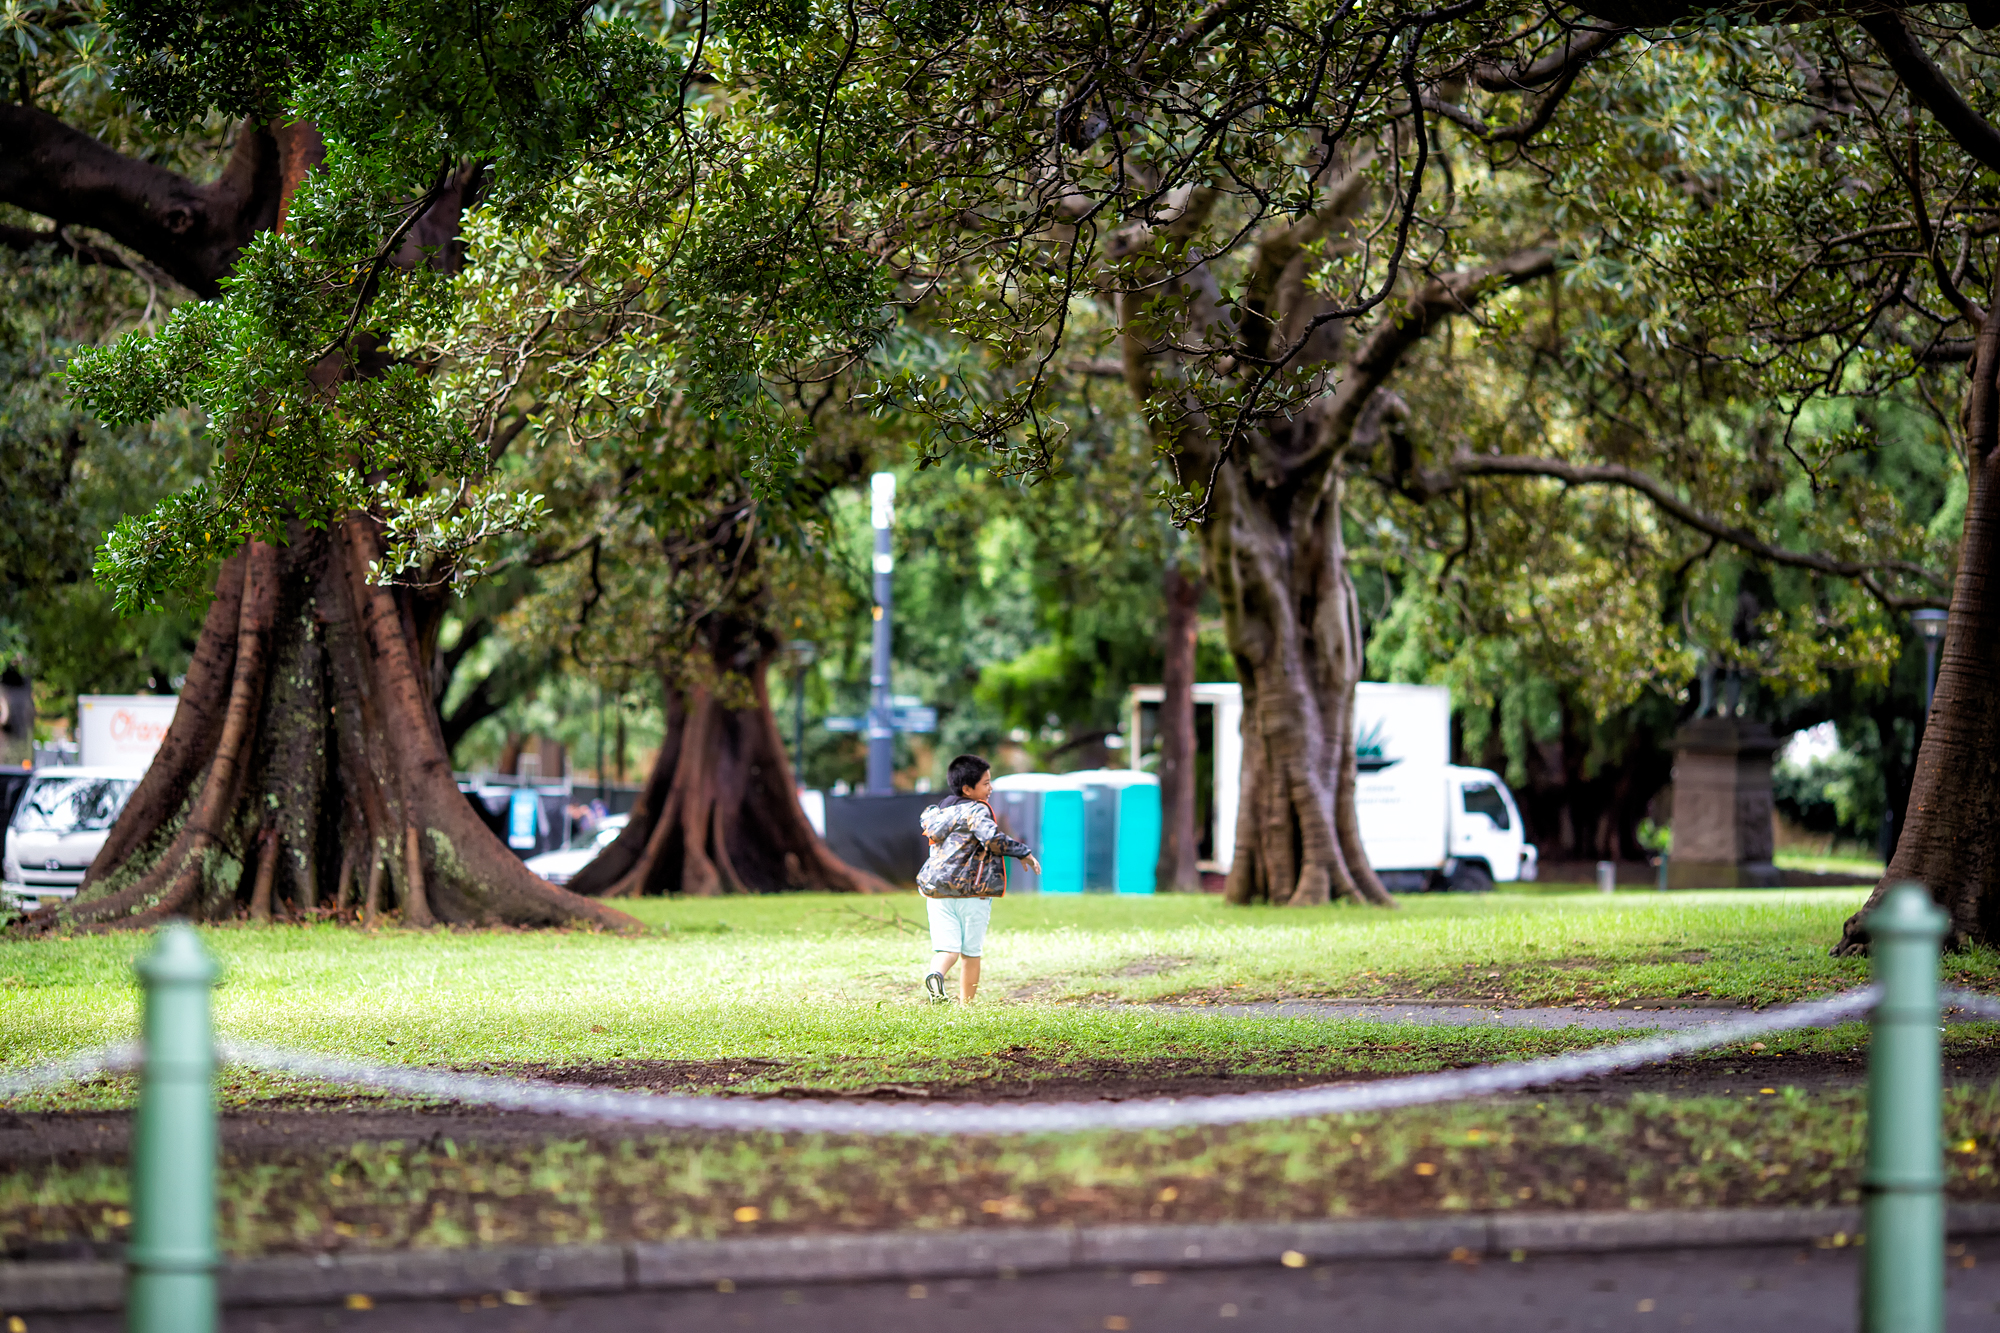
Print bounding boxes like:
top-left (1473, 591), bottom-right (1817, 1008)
top-left (25, 1238), bottom-right (2000, 1333)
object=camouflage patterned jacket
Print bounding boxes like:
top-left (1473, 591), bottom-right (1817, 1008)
top-left (917, 797), bottom-right (1031, 898)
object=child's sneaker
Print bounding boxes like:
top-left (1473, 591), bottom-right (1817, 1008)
top-left (924, 971), bottom-right (948, 1002)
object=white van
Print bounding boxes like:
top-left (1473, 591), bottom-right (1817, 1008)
top-left (1, 768), bottom-right (141, 909)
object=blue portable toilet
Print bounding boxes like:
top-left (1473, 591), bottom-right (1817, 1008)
top-left (1075, 769), bottom-right (1161, 894)
top-left (989, 773), bottom-right (1085, 894)
top-left (505, 788), bottom-right (541, 850)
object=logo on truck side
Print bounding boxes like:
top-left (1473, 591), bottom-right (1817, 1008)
top-left (1355, 720), bottom-right (1402, 774)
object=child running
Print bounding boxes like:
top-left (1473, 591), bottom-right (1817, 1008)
top-left (917, 754), bottom-right (1040, 1003)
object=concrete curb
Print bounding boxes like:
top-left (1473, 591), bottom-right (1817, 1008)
top-left (7, 1205), bottom-right (1999, 1313)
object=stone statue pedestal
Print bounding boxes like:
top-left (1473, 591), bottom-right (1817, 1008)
top-left (1666, 716), bottom-right (1780, 889)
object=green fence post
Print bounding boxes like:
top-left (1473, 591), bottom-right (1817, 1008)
top-left (128, 922), bottom-right (220, 1333)
top-left (1862, 881), bottom-right (1947, 1333)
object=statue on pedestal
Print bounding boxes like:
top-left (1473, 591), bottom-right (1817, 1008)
top-left (1667, 666), bottom-right (1780, 889)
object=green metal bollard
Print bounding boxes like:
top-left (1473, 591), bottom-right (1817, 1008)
top-left (1861, 882), bottom-right (1948, 1333)
top-left (128, 923), bottom-right (220, 1333)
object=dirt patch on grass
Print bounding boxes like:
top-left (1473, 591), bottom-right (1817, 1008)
top-left (10, 1047), bottom-right (2000, 1172)
top-left (9, 1084), bottom-right (2000, 1263)
top-left (509, 1055), bottom-right (1390, 1103)
top-left (1114, 954), bottom-right (1201, 978)
top-left (503, 1048), bottom-right (2000, 1104)
top-left (1155, 954), bottom-right (1752, 1008)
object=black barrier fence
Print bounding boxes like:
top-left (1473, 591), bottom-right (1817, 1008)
top-left (824, 792), bottom-right (937, 885)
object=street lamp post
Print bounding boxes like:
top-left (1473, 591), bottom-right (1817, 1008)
top-left (1912, 609), bottom-right (1947, 722)
top-left (867, 472), bottom-right (896, 795)
top-left (786, 640), bottom-right (817, 784)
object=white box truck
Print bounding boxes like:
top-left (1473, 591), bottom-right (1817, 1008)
top-left (1125, 682), bottom-right (1536, 891)
top-left (77, 695), bottom-right (179, 770)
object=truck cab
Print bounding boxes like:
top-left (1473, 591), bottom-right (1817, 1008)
top-left (1442, 764), bottom-right (1536, 891)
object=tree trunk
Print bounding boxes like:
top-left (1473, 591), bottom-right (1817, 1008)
top-left (1837, 299), bottom-right (2000, 952)
top-left (1155, 562), bottom-right (1204, 891)
top-left (21, 522), bottom-right (642, 932)
top-left (4, 119), bottom-right (627, 933)
top-left (1211, 460), bottom-right (1397, 908)
top-left (566, 656), bottom-right (892, 898)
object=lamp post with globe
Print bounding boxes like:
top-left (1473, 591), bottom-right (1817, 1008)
top-left (785, 640), bottom-right (818, 783)
top-left (1912, 609), bottom-right (1948, 723)
top-left (1882, 609), bottom-right (1948, 864)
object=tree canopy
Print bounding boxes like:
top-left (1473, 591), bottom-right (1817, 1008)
top-left (12, 0), bottom-right (2000, 934)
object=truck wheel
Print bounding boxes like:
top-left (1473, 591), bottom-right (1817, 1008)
top-left (1448, 861), bottom-right (1494, 893)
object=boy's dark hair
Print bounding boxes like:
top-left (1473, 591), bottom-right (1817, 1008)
top-left (947, 754), bottom-right (992, 798)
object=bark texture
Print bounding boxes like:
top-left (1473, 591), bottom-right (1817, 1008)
top-left (567, 665), bottom-right (892, 898)
top-left (1154, 562), bottom-right (1204, 891)
top-left (0, 105), bottom-right (281, 297)
top-left (23, 524), bottom-right (638, 931)
top-left (1836, 299), bottom-right (2000, 952)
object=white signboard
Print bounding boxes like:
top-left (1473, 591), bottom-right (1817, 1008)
top-left (1352, 683), bottom-right (1451, 871)
top-left (77, 695), bottom-right (179, 771)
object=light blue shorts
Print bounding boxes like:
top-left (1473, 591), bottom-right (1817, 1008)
top-left (926, 896), bottom-right (992, 957)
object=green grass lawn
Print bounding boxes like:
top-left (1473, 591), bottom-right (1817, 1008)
top-left (8, 889), bottom-right (2000, 1253)
top-left (5, 887), bottom-right (1997, 1102)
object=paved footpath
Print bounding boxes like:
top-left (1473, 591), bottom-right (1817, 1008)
top-left (1139, 1000), bottom-right (1741, 1030)
top-left (1141, 995), bottom-right (2000, 1030)
top-left (28, 1238), bottom-right (2000, 1333)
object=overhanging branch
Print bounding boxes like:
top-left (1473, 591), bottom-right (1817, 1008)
top-left (0, 106), bottom-right (281, 297)
top-left (1419, 451), bottom-right (1948, 610)
top-left (1858, 11), bottom-right (2000, 178)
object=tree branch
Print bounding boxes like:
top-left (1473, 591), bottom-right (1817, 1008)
top-left (0, 223), bottom-right (130, 271)
top-left (0, 106), bottom-right (281, 297)
top-left (1472, 25), bottom-right (1630, 90)
top-left (1323, 246), bottom-right (1556, 448)
top-left (1859, 11), bottom-right (2000, 177)
top-left (1238, 152), bottom-right (1374, 363)
top-left (1418, 451), bottom-right (1948, 609)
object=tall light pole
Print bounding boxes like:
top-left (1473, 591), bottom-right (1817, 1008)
top-left (1887, 607), bottom-right (1950, 865)
top-left (786, 640), bottom-right (817, 785)
top-left (867, 472), bottom-right (896, 795)
top-left (1913, 608), bottom-right (1947, 722)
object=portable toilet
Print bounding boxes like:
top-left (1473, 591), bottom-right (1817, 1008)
top-left (989, 773), bottom-right (1086, 894)
top-left (1075, 769), bottom-right (1162, 894)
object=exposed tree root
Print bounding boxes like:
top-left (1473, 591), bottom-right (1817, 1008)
top-left (18, 521), bottom-right (642, 935)
top-left (569, 666), bottom-right (892, 898)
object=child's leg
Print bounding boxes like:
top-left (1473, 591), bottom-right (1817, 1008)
top-left (924, 896), bottom-right (963, 985)
top-left (957, 900), bottom-right (992, 1001)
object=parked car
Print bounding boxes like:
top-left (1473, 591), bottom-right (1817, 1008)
top-left (524, 814), bottom-right (629, 886)
top-left (1, 768), bottom-right (141, 909)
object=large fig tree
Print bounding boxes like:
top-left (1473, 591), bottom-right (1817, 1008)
top-left (0, 0), bottom-right (702, 929)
